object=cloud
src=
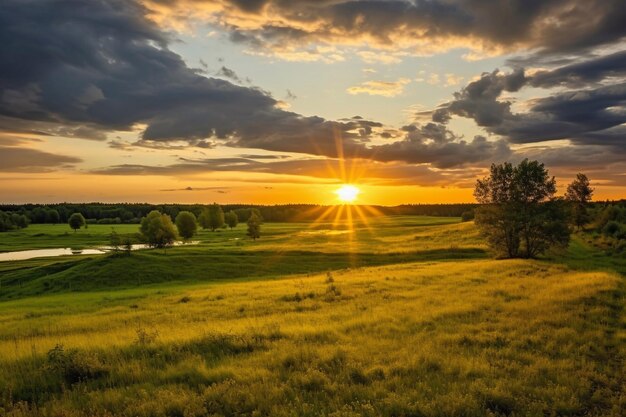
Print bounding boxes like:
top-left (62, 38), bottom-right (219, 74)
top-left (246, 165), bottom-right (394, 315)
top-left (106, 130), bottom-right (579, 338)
top-left (433, 56), bottom-right (626, 152)
top-left (347, 78), bottom-right (411, 97)
top-left (92, 155), bottom-right (478, 187)
top-left (0, 146), bottom-right (82, 172)
top-left (285, 89), bottom-right (297, 100)
top-left (1, 0), bottom-right (503, 170)
top-left (415, 72), bottom-right (444, 85)
top-left (0, 116), bottom-right (107, 141)
top-left (528, 50), bottom-right (626, 88)
top-left (160, 186), bottom-right (230, 192)
top-left (418, 51), bottom-right (626, 175)
top-left (444, 73), bottom-right (464, 87)
top-left (215, 66), bottom-right (244, 83)
top-left (356, 51), bottom-right (406, 65)
top-left (371, 123), bottom-right (511, 169)
top-left (0, 0), bottom-right (380, 162)
top-left (4, 0), bottom-right (624, 182)
top-left (144, 0), bottom-right (626, 60)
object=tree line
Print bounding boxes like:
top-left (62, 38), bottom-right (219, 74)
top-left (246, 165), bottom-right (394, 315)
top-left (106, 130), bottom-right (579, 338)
top-left (0, 202), bottom-right (480, 226)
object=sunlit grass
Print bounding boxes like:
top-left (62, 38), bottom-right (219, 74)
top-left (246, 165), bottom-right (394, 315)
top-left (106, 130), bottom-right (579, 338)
top-left (0, 218), bottom-right (624, 416)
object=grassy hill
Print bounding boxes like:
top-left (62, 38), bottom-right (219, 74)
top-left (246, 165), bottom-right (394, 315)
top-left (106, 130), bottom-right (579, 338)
top-left (0, 216), bottom-right (624, 416)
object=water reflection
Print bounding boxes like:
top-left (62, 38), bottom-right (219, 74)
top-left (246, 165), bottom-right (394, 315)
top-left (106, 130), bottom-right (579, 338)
top-left (0, 241), bottom-right (199, 262)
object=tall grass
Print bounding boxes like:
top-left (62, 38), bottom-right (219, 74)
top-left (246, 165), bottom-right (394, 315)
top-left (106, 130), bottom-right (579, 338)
top-left (1, 259), bottom-right (624, 416)
top-left (0, 217), bottom-right (624, 416)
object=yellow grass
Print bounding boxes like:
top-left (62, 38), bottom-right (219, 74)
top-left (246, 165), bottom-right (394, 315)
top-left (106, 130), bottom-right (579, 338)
top-left (1, 256), bottom-right (624, 416)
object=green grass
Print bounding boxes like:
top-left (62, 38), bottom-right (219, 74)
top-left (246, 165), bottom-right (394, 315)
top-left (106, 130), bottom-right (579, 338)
top-left (0, 217), bottom-right (484, 299)
top-left (0, 223), bottom-right (140, 252)
top-left (0, 216), bottom-right (624, 416)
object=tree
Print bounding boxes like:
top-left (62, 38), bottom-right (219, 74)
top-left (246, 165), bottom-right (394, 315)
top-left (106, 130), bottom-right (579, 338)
top-left (246, 212), bottom-right (262, 240)
top-left (68, 213), bottom-right (86, 233)
top-left (565, 173), bottom-right (594, 230)
top-left (198, 208), bottom-right (210, 230)
top-left (140, 210), bottom-right (177, 249)
top-left (474, 159), bottom-right (569, 258)
top-left (46, 209), bottom-right (60, 224)
top-left (175, 211), bottom-right (197, 241)
top-left (225, 211), bottom-right (238, 229)
top-left (10, 213), bottom-right (29, 229)
top-left (0, 211), bottom-right (17, 232)
top-left (31, 207), bottom-right (47, 223)
top-left (200, 203), bottom-right (224, 231)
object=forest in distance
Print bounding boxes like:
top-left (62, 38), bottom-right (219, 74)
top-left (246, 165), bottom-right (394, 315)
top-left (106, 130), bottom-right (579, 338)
top-left (0, 202), bottom-right (480, 226)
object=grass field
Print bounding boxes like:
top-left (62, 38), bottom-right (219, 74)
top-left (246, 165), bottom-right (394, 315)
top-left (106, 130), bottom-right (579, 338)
top-left (0, 216), bottom-right (624, 416)
top-left (0, 223), bottom-right (140, 252)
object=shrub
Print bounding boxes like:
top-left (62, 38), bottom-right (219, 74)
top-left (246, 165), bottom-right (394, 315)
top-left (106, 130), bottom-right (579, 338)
top-left (461, 210), bottom-right (474, 222)
top-left (46, 344), bottom-right (108, 384)
top-left (602, 220), bottom-right (622, 237)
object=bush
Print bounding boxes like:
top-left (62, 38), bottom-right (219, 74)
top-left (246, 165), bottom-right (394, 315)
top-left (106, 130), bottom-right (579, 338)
top-left (602, 220), bottom-right (622, 237)
top-left (97, 217), bottom-right (122, 224)
top-left (461, 210), bottom-right (474, 222)
top-left (0, 211), bottom-right (29, 231)
top-left (46, 344), bottom-right (108, 384)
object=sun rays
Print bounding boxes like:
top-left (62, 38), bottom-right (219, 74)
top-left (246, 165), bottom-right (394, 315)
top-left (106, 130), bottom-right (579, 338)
top-left (257, 128), bottom-right (386, 272)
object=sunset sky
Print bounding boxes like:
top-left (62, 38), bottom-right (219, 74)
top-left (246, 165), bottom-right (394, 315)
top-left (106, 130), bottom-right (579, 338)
top-left (1, 0), bottom-right (625, 205)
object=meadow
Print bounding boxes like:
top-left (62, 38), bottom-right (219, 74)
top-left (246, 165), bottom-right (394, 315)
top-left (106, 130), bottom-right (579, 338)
top-left (0, 216), bottom-right (624, 416)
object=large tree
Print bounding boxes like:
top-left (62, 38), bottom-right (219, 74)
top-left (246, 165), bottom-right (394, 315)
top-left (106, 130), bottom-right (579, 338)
top-left (474, 159), bottom-right (570, 258)
top-left (564, 173), bottom-right (594, 230)
top-left (140, 210), bottom-right (177, 249)
top-left (68, 213), bottom-right (86, 233)
top-left (175, 211), bottom-right (198, 241)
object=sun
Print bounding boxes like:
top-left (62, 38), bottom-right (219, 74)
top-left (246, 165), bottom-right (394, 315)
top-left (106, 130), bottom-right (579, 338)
top-left (336, 184), bottom-right (360, 203)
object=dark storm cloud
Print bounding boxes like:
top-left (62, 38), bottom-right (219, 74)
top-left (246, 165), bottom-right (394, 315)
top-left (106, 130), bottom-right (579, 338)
top-left (529, 50), bottom-right (626, 88)
top-left (1, 0), bottom-right (501, 169)
top-left (5, 0), bottom-right (621, 178)
top-left (156, 0), bottom-right (626, 56)
top-left (0, 146), bottom-right (82, 172)
top-left (0, 0), bottom-right (380, 161)
top-left (442, 69), bottom-right (525, 128)
top-left (431, 52), bottom-right (626, 155)
top-left (0, 116), bottom-right (107, 141)
top-left (496, 83), bottom-right (626, 145)
top-left (372, 124), bottom-right (511, 169)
